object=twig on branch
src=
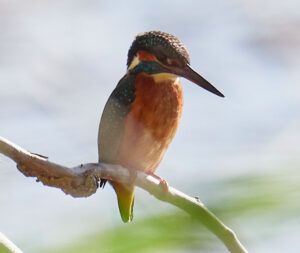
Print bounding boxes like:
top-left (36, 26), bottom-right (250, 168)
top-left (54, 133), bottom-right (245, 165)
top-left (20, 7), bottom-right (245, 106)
top-left (0, 136), bottom-right (248, 253)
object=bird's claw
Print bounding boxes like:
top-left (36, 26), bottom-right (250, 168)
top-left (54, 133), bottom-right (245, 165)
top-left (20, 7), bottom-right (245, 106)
top-left (99, 179), bottom-right (107, 189)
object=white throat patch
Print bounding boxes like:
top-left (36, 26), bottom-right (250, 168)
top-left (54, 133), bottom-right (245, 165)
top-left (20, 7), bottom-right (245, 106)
top-left (152, 73), bottom-right (179, 83)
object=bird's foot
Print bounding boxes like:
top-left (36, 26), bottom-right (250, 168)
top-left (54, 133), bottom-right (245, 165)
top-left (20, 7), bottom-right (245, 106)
top-left (159, 179), bottom-right (169, 193)
top-left (147, 172), bottom-right (169, 192)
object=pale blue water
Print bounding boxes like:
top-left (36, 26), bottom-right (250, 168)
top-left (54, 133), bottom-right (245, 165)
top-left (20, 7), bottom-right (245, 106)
top-left (0, 0), bottom-right (300, 252)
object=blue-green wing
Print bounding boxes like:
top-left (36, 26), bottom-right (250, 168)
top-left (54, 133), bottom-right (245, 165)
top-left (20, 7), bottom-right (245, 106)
top-left (98, 74), bottom-right (136, 163)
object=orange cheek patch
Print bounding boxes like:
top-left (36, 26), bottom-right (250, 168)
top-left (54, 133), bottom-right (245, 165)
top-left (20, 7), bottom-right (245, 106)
top-left (137, 51), bottom-right (157, 62)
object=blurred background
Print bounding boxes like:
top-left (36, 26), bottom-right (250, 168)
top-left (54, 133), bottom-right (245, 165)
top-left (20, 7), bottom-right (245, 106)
top-left (0, 0), bottom-right (300, 252)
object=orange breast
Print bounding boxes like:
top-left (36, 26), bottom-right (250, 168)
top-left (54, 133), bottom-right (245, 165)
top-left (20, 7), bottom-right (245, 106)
top-left (117, 73), bottom-right (183, 172)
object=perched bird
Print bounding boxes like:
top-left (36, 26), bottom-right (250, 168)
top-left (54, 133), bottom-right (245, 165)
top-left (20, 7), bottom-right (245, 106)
top-left (98, 31), bottom-right (224, 222)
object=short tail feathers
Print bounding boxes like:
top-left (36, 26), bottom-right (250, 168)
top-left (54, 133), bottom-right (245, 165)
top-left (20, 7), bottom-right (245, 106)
top-left (111, 182), bottom-right (135, 223)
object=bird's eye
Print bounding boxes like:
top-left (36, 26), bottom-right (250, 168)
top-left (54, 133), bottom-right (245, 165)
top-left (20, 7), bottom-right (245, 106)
top-left (157, 54), bottom-right (180, 68)
top-left (165, 58), bottom-right (181, 67)
top-left (166, 58), bottom-right (173, 65)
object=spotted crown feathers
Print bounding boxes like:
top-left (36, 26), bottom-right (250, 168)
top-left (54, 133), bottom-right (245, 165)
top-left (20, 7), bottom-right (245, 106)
top-left (127, 31), bottom-right (190, 68)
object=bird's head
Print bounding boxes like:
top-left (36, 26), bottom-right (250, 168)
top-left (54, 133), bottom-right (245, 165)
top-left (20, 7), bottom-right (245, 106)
top-left (127, 31), bottom-right (224, 97)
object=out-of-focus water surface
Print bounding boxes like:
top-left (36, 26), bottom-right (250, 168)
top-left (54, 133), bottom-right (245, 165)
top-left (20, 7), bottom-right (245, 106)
top-left (0, 0), bottom-right (299, 252)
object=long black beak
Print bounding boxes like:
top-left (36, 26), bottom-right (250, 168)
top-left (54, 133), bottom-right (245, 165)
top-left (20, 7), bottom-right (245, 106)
top-left (174, 65), bottom-right (224, 97)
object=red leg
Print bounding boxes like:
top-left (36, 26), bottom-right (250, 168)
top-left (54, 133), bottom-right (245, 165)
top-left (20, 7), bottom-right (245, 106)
top-left (147, 172), bottom-right (169, 192)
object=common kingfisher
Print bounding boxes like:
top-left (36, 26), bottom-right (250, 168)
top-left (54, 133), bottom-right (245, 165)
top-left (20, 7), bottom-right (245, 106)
top-left (98, 31), bottom-right (224, 222)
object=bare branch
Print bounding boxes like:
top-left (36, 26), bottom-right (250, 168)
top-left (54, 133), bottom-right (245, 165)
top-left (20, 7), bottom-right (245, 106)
top-left (0, 136), bottom-right (248, 253)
